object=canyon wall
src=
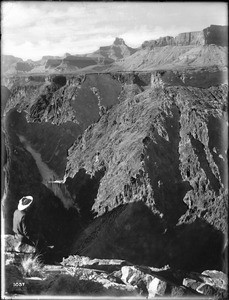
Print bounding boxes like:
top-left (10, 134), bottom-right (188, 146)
top-left (142, 25), bottom-right (228, 49)
top-left (2, 73), bottom-right (124, 252)
top-left (2, 70), bottom-right (228, 269)
top-left (66, 83), bottom-right (227, 230)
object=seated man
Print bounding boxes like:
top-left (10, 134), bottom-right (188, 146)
top-left (13, 196), bottom-right (48, 254)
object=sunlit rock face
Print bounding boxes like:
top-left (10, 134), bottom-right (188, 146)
top-left (2, 69), bottom-right (227, 270)
top-left (66, 84), bottom-right (227, 228)
top-left (141, 25), bottom-right (228, 48)
top-left (112, 25), bottom-right (228, 72)
top-left (66, 83), bottom-right (227, 271)
top-left (93, 37), bottom-right (137, 61)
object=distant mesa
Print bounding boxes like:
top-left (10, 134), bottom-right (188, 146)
top-left (45, 59), bottom-right (62, 69)
top-left (141, 25), bottom-right (228, 49)
top-left (63, 52), bottom-right (71, 58)
top-left (2, 55), bottom-right (23, 74)
top-left (41, 55), bottom-right (62, 60)
top-left (113, 37), bottom-right (126, 46)
top-left (63, 56), bottom-right (98, 68)
top-left (203, 24), bottom-right (228, 46)
top-left (93, 37), bottom-right (137, 60)
top-left (2, 24), bottom-right (228, 75)
top-left (15, 61), bottom-right (34, 72)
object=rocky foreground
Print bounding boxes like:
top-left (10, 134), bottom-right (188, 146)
top-left (4, 249), bottom-right (228, 298)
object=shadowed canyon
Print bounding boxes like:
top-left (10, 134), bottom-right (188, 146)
top-left (2, 24), bottom-right (228, 298)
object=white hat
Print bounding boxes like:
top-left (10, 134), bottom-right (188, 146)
top-left (18, 196), bottom-right (33, 211)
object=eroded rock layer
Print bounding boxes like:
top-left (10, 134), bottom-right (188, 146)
top-left (1, 74), bottom-right (122, 250)
top-left (66, 82), bottom-right (227, 271)
top-left (66, 84), bottom-right (227, 226)
top-left (2, 71), bottom-right (228, 271)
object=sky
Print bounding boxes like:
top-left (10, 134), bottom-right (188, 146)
top-left (1, 1), bottom-right (228, 61)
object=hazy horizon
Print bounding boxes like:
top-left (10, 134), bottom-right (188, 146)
top-left (2, 1), bottom-right (228, 61)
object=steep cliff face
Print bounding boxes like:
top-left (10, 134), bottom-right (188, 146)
top-left (2, 55), bottom-right (23, 74)
top-left (113, 25), bottom-right (227, 71)
top-left (45, 59), bottom-right (62, 69)
top-left (2, 73), bottom-right (141, 248)
top-left (92, 37), bottom-right (137, 61)
top-left (141, 25), bottom-right (227, 48)
top-left (2, 70), bottom-right (228, 270)
top-left (66, 82), bottom-right (227, 270)
top-left (150, 67), bottom-right (228, 89)
top-left (66, 83), bottom-right (227, 228)
top-left (203, 25), bottom-right (228, 47)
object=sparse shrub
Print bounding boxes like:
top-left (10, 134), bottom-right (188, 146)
top-left (20, 254), bottom-right (44, 277)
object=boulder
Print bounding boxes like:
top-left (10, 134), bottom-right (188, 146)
top-left (201, 270), bottom-right (227, 290)
top-left (183, 269), bottom-right (228, 298)
top-left (147, 276), bottom-right (168, 297)
top-left (196, 284), bottom-right (227, 299)
top-left (61, 255), bottom-right (131, 273)
top-left (120, 265), bottom-right (195, 297)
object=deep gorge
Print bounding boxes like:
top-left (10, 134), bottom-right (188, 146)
top-left (2, 70), bottom-right (228, 272)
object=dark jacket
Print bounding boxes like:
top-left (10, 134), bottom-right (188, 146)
top-left (13, 209), bottom-right (34, 245)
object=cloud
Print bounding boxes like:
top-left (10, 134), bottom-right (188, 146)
top-left (2, 2), bottom-right (227, 60)
top-left (120, 25), bottom-right (191, 48)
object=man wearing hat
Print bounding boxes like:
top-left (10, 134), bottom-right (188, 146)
top-left (13, 196), bottom-right (37, 253)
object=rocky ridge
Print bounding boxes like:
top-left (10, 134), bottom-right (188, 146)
top-left (2, 25), bottom-right (227, 75)
top-left (4, 249), bottom-right (228, 298)
top-left (66, 83), bottom-right (227, 230)
top-left (64, 80), bottom-right (227, 273)
top-left (113, 44), bottom-right (227, 71)
top-left (91, 37), bottom-right (137, 61)
top-left (141, 25), bottom-right (228, 48)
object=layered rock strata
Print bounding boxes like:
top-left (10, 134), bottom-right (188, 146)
top-left (142, 25), bottom-right (228, 48)
top-left (2, 71), bottom-right (228, 271)
top-left (2, 25), bottom-right (227, 76)
top-left (66, 82), bottom-right (227, 270)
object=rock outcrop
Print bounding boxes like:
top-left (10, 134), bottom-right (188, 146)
top-left (112, 25), bottom-right (228, 71)
top-left (92, 37), bottom-right (137, 61)
top-left (66, 83), bottom-right (227, 225)
top-left (2, 55), bottom-right (23, 74)
top-left (60, 255), bottom-right (228, 298)
top-left (142, 25), bottom-right (228, 49)
top-left (45, 59), bottom-right (62, 69)
top-left (65, 82), bottom-right (227, 271)
top-left (4, 251), bottom-right (227, 297)
top-left (203, 25), bottom-right (228, 47)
